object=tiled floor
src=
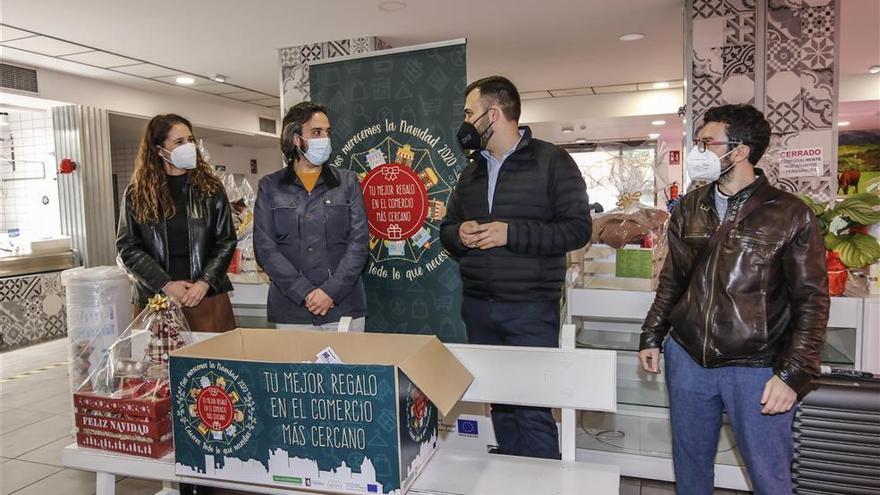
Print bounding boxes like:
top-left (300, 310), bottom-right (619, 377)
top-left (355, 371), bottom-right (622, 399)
top-left (1, 339), bottom-right (750, 494)
top-left (1, 339), bottom-right (166, 495)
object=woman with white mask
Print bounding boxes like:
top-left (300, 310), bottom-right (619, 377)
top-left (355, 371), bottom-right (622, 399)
top-left (253, 102), bottom-right (369, 331)
top-left (117, 114), bottom-right (238, 335)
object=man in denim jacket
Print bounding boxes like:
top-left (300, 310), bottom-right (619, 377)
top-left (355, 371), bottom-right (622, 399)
top-left (254, 102), bottom-right (369, 330)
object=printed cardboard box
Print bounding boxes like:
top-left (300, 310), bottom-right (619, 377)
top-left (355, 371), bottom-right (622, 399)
top-left (170, 329), bottom-right (473, 495)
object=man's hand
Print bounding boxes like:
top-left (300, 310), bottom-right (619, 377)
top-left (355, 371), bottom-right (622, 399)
top-left (305, 289), bottom-right (334, 316)
top-left (639, 348), bottom-right (662, 374)
top-left (761, 375), bottom-right (797, 415)
top-left (459, 221), bottom-right (484, 249)
top-left (180, 281), bottom-right (210, 308)
top-left (162, 280), bottom-right (192, 303)
top-left (472, 221), bottom-right (508, 250)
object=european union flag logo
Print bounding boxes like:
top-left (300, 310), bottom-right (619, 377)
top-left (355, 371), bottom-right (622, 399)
top-left (457, 419), bottom-right (479, 436)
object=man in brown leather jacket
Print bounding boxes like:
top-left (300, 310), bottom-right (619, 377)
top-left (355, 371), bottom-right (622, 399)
top-left (639, 104), bottom-right (829, 494)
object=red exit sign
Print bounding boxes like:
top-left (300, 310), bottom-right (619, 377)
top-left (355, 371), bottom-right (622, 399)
top-left (669, 150), bottom-right (681, 165)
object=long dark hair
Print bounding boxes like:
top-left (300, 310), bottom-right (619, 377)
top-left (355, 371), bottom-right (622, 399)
top-left (129, 114), bottom-right (222, 224)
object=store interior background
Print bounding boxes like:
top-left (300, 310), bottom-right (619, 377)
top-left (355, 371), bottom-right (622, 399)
top-left (0, 0), bottom-right (878, 494)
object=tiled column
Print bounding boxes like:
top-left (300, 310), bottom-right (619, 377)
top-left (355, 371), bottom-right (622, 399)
top-left (279, 37), bottom-right (389, 113)
top-left (687, 0), bottom-right (839, 201)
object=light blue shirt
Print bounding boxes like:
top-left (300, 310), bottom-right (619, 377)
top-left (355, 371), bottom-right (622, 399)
top-left (481, 130), bottom-right (525, 213)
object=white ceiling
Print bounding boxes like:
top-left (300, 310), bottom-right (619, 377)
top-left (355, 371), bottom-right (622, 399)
top-left (529, 113), bottom-right (684, 145)
top-left (108, 113), bottom-right (278, 149)
top-left (2, 0), bottom-right (876, 145)
top-left (1, 0), bottom-right (686, 98)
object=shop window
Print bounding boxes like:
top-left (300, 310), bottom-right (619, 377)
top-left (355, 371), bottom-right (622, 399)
top-left (567, 142), bottom-right (657, 212)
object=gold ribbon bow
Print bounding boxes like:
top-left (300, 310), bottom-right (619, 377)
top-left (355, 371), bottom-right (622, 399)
top-left (616, 192), bottom-right (642, 210)
top-left (147, 294), bottom-right (169, 312)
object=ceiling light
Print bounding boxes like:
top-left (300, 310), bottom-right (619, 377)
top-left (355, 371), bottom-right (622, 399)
top-left (619, 33), bottom-right (645, 42)
top-left (209, 74), bottom-right (228, 83)
top-left (575, 138), bottom-right (587, 144)
top-left (651, 120), bottom-right (666, 126)
top-left (378, 1), bottom-right (406, 11)
top-left (648, 133), bottom-right (660, 139)
top-left (869, 65), bottom-right (880, 74)
top-left (0, 112), bottom-right (8, 127)
top-left (839, 121), bottom-right (851, 127)
top-left (562, 127), bottom-right (574, 133)
top-left (653, 82), bottom-right (670, 89)
top-left (682, 131), bottom-right (687, 136)
top-left (176, 76), bottom-right (195, 85)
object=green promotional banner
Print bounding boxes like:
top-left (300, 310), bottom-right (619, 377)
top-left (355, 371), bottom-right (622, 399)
top-left (310, 41), bottom-right (467, 342)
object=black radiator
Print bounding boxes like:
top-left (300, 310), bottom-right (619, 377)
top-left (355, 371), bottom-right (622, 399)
top-left (793, 377), bottom-right (880, 495)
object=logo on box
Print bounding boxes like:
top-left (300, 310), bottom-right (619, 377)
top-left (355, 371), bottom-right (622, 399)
top-left (367, 484), bottom-right (379, 493)
top-left (457, 419), bottom-right (479, 436)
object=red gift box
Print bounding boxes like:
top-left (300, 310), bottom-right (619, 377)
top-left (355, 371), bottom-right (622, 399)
top-left (76, 432), bottom-right (173, 459)
top-left (73, 392), bottom-right (171, 419)
top-left (74, 392), bottom-right (173, 458)
top-left (75, 413), bottom-right (171, 442)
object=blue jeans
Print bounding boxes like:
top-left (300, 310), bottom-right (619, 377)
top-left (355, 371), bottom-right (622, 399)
top-left (461, 296), bottom-right (562, 460)
top-left (665, 337), bottom-right (795, 495)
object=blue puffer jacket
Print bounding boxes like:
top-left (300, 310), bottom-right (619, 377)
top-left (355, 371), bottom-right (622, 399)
top-left (254, 164), bottom-right (368, 325)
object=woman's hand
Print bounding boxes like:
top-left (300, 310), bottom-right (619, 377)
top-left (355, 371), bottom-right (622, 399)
top-left (162, 280), bottom-right (192, 302)
top-left (180, 281), bottom-right (210, 308)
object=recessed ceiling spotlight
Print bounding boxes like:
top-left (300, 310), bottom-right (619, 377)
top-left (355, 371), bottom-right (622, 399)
top-left (653, 82), bottom-right (670, 89)
top-left (176, 76), bottom-right (195, 85)
top-left (209, 74), bottom-right (228, 83)
top-left (562, 126), bottom-right (574, 133)
top-left (839, 121), bottom-right (851, 127)
top-left (619, 33), bottom-right (645, 42)
top-left (648, 133), bottom-right (661, 139)
top-left (651, 120), bottom-right (666, 126)
top-left (575, 138), bottom-right (587, 144)
top-left (378, 1), bottom-right (406, 11)
top-left (869, 65), bottom-right (880, 74)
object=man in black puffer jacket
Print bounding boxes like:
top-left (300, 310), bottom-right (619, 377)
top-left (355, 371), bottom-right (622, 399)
top-left (440, 76), bottom-right (591, 459)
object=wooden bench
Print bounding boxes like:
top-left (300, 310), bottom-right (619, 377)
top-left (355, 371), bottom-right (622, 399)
top-left (62, 324), bottom-right (619, 494)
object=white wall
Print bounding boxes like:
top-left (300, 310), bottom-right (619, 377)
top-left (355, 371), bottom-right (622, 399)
top-left (32, 67), bottom-right (279, 137)
top-left (202, 141), bottom-right (282, 179)
top-left (520, 89), bottom-right (685, 124)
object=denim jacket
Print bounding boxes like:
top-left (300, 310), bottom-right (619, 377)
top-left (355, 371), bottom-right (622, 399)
top-left (254, 164), bottom-right (368, 324)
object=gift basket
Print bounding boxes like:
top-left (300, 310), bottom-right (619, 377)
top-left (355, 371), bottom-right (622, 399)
top-left (222, 173), bottom-right (268, 284)
top-left (72, 294), bottom-right (193, 458)
top-left (568, 143), bottom-right (671, 291)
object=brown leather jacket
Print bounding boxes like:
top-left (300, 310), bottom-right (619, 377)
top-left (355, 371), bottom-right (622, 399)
top-left (640, 172), bottom-right (829, 393)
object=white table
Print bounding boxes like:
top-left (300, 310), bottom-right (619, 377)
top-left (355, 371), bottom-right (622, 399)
top-left (62, 443), bottom-right (619, 495)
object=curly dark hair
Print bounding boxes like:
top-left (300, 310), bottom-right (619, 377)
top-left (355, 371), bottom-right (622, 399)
top-left (280, 101), bottom-right (328, 166)
top-left (702, 104), bottom-right (771, 165)
top-left (130, 114), bottom-right (222, 224)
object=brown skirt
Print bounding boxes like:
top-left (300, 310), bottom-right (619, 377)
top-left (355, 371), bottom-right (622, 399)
top-left (134, 292), bottom-right (237, 333)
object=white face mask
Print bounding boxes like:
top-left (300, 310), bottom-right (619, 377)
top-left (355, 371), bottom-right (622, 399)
top-left (300, 136), bottom-right (332, 166)
top-left (159, 142), bottom-right (198, 170)
top-left (685, 145), bottom-right (738, 182)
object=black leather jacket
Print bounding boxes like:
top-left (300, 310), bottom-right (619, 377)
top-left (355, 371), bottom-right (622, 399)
top-left (640, 173), bottom-right (829, 393)
top-left (116, 180), bottom-right (237, 306)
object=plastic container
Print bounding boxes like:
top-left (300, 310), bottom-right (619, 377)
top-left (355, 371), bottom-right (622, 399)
top-left (61, 266), bottom-right (132, 395)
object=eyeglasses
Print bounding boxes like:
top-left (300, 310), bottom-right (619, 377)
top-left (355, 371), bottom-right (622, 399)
top-left (694, 139), bottom-right (741, 153)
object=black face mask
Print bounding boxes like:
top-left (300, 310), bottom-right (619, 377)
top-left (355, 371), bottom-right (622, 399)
top-left (457, 109), bottom-right (493, 151)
